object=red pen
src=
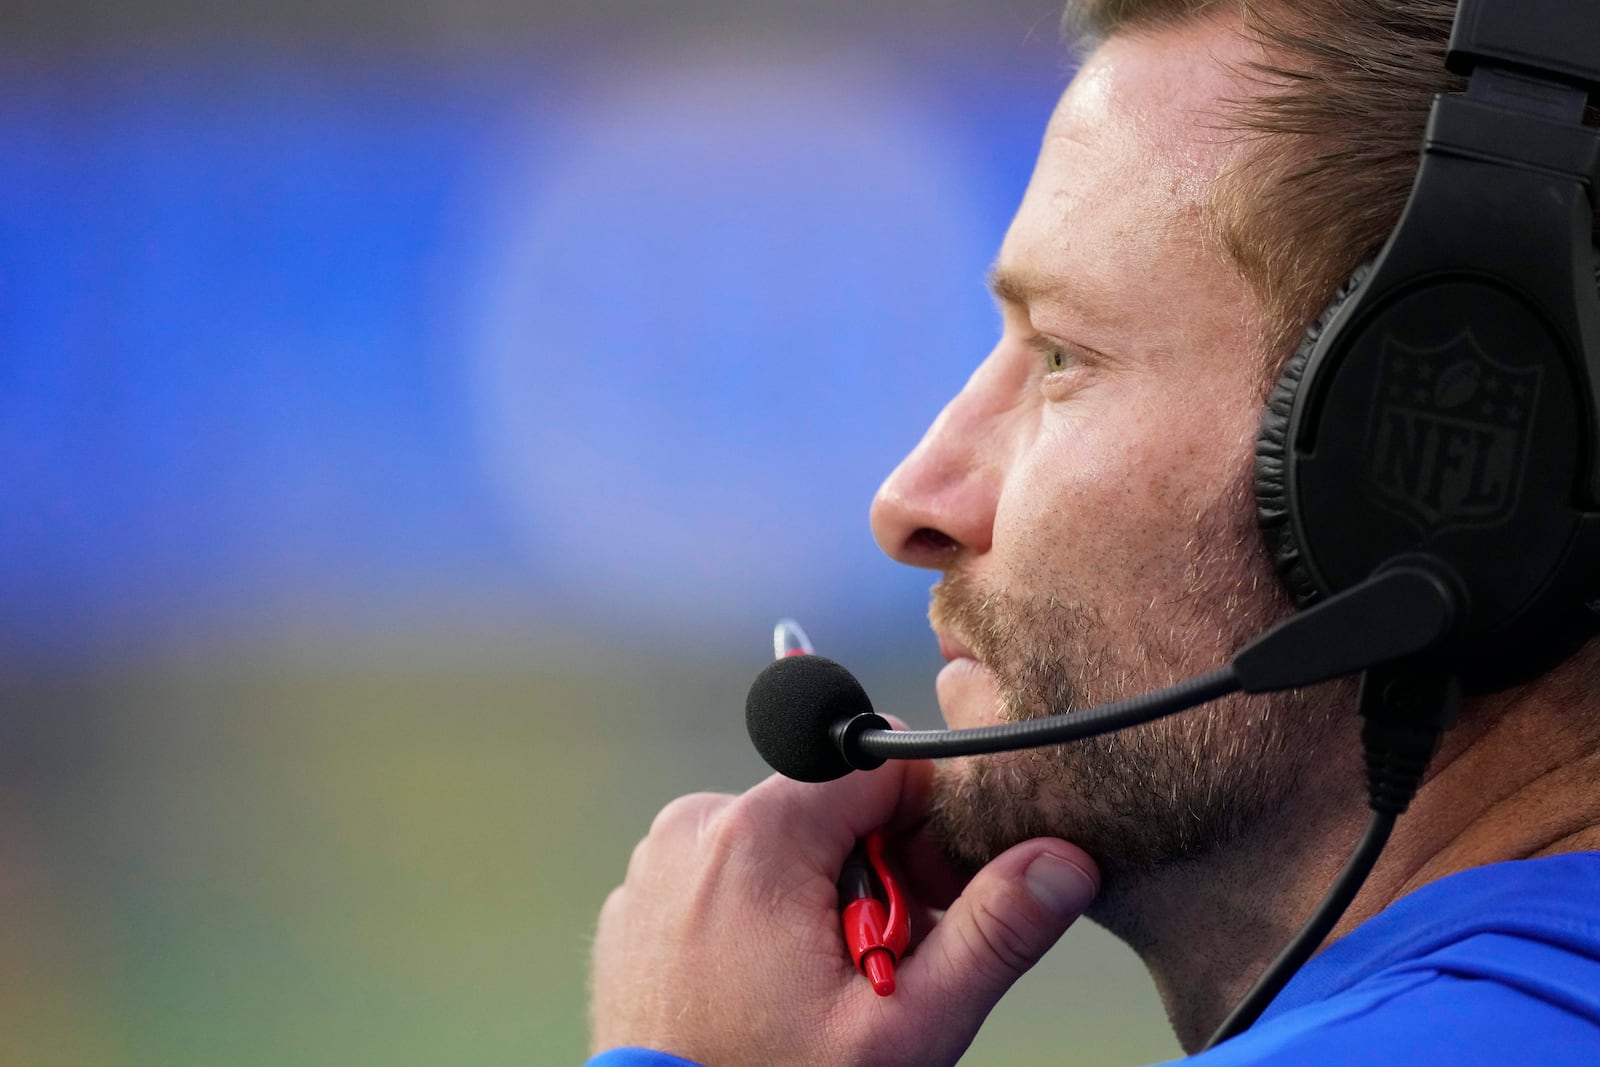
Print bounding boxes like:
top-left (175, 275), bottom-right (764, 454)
top-left (772, 620), bottom-right (910, 997)
top-left (838, 830), bottom-right (910, 995)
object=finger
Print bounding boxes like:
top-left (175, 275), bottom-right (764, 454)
top-left (739, 721), bottom-right (940, 868)
top-left (873, 713), bottom-right (972, 915)
top-left (627, 792), bottom-right (733, 880)
top-left (900, 838), bottom-right (1099, 1021)
top-left (877, 716), bottom-right (939, 836)
top-left (648, 791), bottom-right (734, 838)
top-left (744, 760), bottom-right (937, 870)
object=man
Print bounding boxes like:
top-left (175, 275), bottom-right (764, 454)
top-left (587, 1), bottom-right (1600, 1063)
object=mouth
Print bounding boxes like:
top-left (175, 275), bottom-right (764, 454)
top-left (936, 629), bottom-right (978, 664)
top-left (933, 628), bottom-right (997, 730)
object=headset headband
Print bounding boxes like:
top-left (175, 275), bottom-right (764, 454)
top-left (1448, 0), bottom-right (1600, 90)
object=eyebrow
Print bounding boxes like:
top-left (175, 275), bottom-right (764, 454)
top-left (986, 262), bottom-right (1126, 345)
top-left (987, 264), bottom-right (1099, 314)
top-left (986, 265), bottom-right (1046, 308)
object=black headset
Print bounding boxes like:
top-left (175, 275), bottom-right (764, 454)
top-left (1256, 0), bottom-right (1600, 692)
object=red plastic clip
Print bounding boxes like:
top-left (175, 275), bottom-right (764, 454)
top-left (840, 831), bottom-right (910, 996)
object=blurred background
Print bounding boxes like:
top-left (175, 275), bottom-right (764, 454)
top-left (0, 1), bottom-right (1180, 1063)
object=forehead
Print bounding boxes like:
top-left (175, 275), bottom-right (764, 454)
top-left (998, 19), bottom-right (1260, 328)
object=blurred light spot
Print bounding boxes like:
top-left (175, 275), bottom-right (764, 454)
top-left (467, 45), bottom-right (998, 639)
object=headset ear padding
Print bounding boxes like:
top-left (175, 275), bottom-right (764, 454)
top-left (1255, 264), bottom-right (1372, 608)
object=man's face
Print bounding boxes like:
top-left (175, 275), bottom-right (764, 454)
top-left (870, 22), bottom-right (1348, 895)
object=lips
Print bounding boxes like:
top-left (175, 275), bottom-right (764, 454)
top-left (933, 629), bottom-right (997, 730)
top-left (936, 630), bottom-right (978, 664)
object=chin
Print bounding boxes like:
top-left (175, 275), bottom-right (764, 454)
top-left (927, 750), bottom-right (1062, 875)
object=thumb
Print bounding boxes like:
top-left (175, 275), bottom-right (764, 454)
top-left (903, 840), bottom-right (1099, 1021)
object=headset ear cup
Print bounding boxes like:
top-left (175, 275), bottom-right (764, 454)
top-left (1256, 264), bottom-right (1373, 607)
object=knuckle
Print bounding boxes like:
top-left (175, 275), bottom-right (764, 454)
top-left (702, 797), bottom-right (763, 853)
top-left (647, 791), bottom-right (730, 839)
top-left (967, 899), bottom-right (1043, 979)
top-left (597, 885), bottom-right (626, 928)
top-left (627, 792), bottom-right (749, 883)
top-left (593, 886), bottom-right (630, 966)
top-left (624, 834), bottom-right (651, 880)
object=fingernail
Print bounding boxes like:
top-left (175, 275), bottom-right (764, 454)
top-left (1025, 852), bottom-right (1098, 919)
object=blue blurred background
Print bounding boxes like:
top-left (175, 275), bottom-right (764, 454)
top-left (0, 2), bottom-right (1179, 1063)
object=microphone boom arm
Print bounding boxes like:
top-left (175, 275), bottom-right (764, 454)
top-left (844, 561), bottom-right (1461, 766)
top-left (851, 667), bottom-right (1240, 760)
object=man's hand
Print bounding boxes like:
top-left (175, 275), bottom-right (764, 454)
top-left (589, 749), bottom-right (1099, 1066)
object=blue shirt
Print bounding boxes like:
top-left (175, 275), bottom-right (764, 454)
top-left (588, 852), bottom-right (1600, 1066)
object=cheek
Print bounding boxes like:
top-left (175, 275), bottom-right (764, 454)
top-left (991, 421), bottom-right (1161, 598)
top-left (990, 396), bottom-right (1255, 599)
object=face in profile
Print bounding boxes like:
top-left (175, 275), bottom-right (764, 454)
top-left (870, 23), bottom-right (1356, 898)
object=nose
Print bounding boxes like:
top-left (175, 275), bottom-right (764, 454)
top-left (870, 360), bottom-right (1004, 569)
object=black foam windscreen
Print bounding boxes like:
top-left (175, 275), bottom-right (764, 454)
top-left (745, 655), bottom-right (875, 783)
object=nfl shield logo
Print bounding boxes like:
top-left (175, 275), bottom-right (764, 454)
top-left (1366, 332), bottom-right (1542, 532)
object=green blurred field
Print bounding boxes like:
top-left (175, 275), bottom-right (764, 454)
top-left (0, 637), bottom-right (1180, 1066)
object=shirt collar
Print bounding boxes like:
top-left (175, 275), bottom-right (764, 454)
top-left (1259, 851), bottom-right (1600, 1024)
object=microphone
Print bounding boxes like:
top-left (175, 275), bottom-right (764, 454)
top-left (746, 561), bottom-right (1461, 782)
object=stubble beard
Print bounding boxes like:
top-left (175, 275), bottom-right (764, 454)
top-left (925, 479), bottom-right (1346, 901)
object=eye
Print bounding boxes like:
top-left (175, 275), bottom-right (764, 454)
top-left (1028, 335), bottom-right (1077, 374)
